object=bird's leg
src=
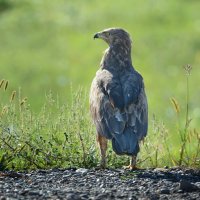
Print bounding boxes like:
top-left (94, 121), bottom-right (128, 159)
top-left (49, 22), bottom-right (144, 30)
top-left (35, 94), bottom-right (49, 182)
top-left (123, 155), bottom-right (138, 170)
top-left (130, 155), bottom-right (137, 169)
top-left (97, 134), bottom-right (107, 169)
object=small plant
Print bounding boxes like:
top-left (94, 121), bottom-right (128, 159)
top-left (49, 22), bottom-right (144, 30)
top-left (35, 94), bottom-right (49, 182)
top-left (139, 65), bottom-right (199, 169)
top-left (0, 83), bottom-right (99, 170)
top-left (139, 115), bottom-right (170, 168)
top-left (170, 65), bottom-right (200, 167)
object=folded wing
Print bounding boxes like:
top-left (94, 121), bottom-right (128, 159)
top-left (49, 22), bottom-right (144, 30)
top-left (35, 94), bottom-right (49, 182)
top-left (90, 69), bottom-right (148, 155)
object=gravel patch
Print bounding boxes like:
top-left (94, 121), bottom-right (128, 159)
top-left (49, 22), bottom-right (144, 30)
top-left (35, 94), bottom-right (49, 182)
top-left (0, 167), bottom-right (199, 199)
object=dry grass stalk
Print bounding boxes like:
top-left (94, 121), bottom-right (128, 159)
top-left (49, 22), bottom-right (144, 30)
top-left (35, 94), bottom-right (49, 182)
top-left (170, 97), bottom-right (180, 113)
top-left (1, 106), bottom-right (8, 116)
top-left (4, 80), bottom-right (8, 91)
top-left (0, 79), bottom-right (5, 88)
top-left (20, 97), bottom-right (27, 106)
top-left (10, 91), bottom-right (16, 102)
top-left (183, 64), bottom-right (192, 76)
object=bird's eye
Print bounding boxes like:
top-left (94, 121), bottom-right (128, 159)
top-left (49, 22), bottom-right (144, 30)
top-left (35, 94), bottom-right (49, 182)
top-left (107, 32), bottom-right (111, 36)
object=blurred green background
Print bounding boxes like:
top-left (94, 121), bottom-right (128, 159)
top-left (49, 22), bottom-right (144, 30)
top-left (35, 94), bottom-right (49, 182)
top-left (1, 0), bottom-right (200, 130)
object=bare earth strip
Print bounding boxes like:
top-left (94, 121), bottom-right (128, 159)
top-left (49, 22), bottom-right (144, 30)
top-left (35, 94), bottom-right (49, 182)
top-left (0, 167), bottom-right (200, 199)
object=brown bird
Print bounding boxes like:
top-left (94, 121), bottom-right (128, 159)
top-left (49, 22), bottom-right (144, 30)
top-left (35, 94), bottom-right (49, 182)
top-left (90, 28), bottom-right (148, 169)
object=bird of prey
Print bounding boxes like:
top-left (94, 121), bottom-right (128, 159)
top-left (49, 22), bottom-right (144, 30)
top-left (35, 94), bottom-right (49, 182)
top-left (90, 28), bottom-right (148, 169)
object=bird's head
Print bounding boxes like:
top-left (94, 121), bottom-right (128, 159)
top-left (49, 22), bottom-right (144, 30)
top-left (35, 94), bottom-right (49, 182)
top-left (94, 28), bottom-right (132, 48)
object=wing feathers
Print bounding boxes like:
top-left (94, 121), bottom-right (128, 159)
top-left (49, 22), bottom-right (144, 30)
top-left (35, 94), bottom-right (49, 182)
top-left (90, 69), bottom-right (148, 154)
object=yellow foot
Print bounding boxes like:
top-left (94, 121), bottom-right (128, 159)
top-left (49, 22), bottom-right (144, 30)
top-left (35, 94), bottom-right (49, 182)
top-left (95, 162), bottom-right (106, 170)
top-left (100, 164), bottom-right (106, 169)
top-left (123, 165), bottom-right (140, 170)
top-left (95, 165), bottom-right (106, 170)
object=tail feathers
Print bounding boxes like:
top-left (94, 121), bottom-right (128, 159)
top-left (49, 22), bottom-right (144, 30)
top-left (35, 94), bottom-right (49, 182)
top-left (111, 127), bottom-right (139, 156)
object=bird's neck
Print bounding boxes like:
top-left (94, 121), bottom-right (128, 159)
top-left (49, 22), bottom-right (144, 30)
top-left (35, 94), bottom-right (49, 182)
top-left (100, 44), bottom-right (133, 71)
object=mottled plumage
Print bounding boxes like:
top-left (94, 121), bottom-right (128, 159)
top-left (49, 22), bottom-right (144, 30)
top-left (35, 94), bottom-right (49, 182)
top-left (90, 28), bottom-right (148, 169)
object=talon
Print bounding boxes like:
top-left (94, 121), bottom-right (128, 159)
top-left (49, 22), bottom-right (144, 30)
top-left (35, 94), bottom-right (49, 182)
top-left (99, 162), bottom-right (106, 169)
top-left (95, 165), bottom-right (106, 170)
top-left (123, 165), bottom-right (139, 170)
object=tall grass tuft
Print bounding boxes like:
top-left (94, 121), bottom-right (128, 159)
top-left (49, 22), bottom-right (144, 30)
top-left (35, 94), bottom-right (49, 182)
top-left (0, 85), bottom-right (99, 170)
top-left (140, 65), bottom-right (199, 168)
top-left (170, 65), bottom-right (199, 167)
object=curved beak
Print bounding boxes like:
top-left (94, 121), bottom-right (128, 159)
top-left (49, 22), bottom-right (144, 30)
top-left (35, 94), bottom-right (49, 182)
top-left (93, 33), bottom-right (99, 39)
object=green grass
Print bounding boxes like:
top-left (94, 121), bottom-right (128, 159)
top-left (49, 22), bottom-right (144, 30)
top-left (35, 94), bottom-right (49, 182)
top-left (0, 72), bottom-right (199, 170)
top-left (0, 0), bottom-right (200, 170)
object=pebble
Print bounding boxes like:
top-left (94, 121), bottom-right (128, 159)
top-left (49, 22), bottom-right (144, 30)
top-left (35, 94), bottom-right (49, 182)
top-left (75, 168), bottom-right (89, 175)
top-left (159, 188), bottom-right (170, 194)
top-left (179, 180), bottom-right (200, 192)
top-left (66, 193), bottom-right (81, 200)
